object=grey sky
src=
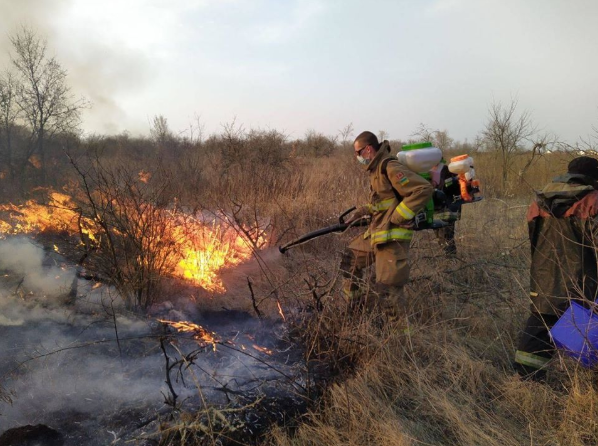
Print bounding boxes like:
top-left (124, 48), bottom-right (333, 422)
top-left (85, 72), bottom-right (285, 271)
top-left (1, 0), bottom-right (597, 143)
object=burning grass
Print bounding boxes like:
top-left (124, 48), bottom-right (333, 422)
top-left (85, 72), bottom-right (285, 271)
top-left (0, 253), bottom-right (306, 446)
top-left (0, 191), bottom-right (83, 235)
top-left (0, 189), bottom-right (265, 298)
top-left (173, 219), bottom-right (264, 292)
top-left (1, 131), bottom-right (596, 445)
top-left (158, 319), bottom-right (218, 350)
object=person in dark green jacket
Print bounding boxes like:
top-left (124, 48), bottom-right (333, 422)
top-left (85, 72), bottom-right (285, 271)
top-left (514, 156), bottom-right (598, 381)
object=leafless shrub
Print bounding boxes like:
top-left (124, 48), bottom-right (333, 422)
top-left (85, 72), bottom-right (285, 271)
top-left (68, 152), bottom-right (182, 311)
top-left (409, 123), bottom-right (454, 152)
top-left (293, 130), bottom-right (337, 158)
top-left (338, 123), bottom-right (354, 150)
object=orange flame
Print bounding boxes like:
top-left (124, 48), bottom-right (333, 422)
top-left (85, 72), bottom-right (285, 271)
top-left (0, 192), bottom-right (81, 235)
top-left (138, 171), bottom-right (151, 183)
top-left (158, 319), bottom-right (218, 350)
top-left (252, 344), bottom-right (273, 355)
top-left (0, 220), bottom-right (11, 234)
top-left (0, 190), bottom-right (266, 293)
top-left (29, 155), bottom-right (42, 169)
top-left (277, 301), bottom-right (286, 321)
top-left (173, 220), bottom-right (261, 292)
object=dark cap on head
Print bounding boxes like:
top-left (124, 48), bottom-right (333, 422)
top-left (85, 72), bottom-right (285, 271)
top-left (568, 156), bottom-right (598, 180)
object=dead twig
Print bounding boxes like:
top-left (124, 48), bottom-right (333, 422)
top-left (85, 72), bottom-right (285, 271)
top-left (14, 276), bottom-right (25, 296)
top-left (160, 337), bottom-right (179, 409)
top-left (247, 277), bottom-right (263, 319)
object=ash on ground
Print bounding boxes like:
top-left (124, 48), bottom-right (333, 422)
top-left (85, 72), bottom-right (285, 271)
top-left (0, 237), bottom-right (308, 445)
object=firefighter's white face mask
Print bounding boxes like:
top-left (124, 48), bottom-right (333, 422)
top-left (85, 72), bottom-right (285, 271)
top-left (355, 144), bottom-right (370, 165)
top-left (356, 155), bottom-right (369, 165)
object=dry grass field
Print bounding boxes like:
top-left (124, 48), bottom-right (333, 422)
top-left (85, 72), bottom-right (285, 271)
top-left (251, 147), bottom-right (598, 446)
top-left (2, 128), bottom-right (598, 445)
top-left (2, 21), bottom-right (598, 446)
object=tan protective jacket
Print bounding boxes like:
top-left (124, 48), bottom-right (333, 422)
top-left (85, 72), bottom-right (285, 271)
top-left (363, 141), bottom-right (434, 246)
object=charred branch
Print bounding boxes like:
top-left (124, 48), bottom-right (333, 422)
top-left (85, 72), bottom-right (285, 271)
top-left (247, 277), bottom-right (263, 320)
top-left (160, 337), bottom-right (179, 409)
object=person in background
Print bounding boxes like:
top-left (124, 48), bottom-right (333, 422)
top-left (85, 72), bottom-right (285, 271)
top-left (514, 156), bottom-right (598, 381)
top-left (433, 163), bottom-right (462, 257)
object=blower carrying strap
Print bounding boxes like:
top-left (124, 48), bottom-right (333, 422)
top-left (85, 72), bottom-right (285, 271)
top-left (381, 157), bottom-right (448, 230)
top-left (380, 158), bottom-right (402, 203)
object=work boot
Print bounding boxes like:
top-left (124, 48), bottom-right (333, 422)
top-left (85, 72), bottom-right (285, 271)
top-left (373, 284), bottom-right (404, 325)
top-left (443, 241), bottom-right (457, 257)
top-left (341, 278), bottom-right (363, 304)
top-left (513, 362), bottom-right (547, 383)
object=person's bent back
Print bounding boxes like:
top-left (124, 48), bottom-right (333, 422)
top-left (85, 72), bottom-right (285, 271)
top-left (514, 156), bottom-right (598, 381)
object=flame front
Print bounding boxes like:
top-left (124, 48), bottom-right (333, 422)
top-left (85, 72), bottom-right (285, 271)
top-left (173, 221), bottom-right (258, 292)
top-left (0, 192), bottom-right (81, 235)
top-left (0, 190), bottom-right (265, 293)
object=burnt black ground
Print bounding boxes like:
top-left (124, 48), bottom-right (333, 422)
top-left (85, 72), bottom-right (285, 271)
top-left (0, 237), bottom-right (309, 445)
top-left (1, 304), bottom-right (308, 445)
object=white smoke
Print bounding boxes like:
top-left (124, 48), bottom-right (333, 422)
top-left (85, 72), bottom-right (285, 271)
top-left (0, 237), bottom-right (302, 443)
top-left (0, 0), bottom-right (153, 135)
top-left (220, 247), bottom-right (285, 300)
top-left (0, 237), bottom-right (75, 297)
top-left (0, 237), bottom-right (162, 434)
top-left (0, 313), bottom-right (24, 326)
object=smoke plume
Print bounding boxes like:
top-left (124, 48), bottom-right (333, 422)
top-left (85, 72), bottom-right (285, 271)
top-left (0, 0), bottom-right (153, 135)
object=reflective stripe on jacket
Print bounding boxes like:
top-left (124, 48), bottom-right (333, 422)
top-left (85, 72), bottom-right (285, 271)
top-left (362, 141), bottom-right (434, 246)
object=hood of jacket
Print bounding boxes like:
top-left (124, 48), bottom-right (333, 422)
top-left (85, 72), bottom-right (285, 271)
top-left (365, 140), bottom-right (392, 172)
top-left (536, 173), bottom-right (596, 217)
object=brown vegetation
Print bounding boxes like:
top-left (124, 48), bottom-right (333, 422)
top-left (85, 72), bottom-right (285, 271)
top-left (3, 114), bottom-right (598, 443)
top-left (3, 29), bottom-right (598, 443)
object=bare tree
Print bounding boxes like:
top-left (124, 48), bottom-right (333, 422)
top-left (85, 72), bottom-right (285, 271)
top-left (410, 123), bottom-right (435, 142)
top-left (338, 122), bottom-right (354, 149)
top-left (378, 130), bottom-right (389, 141)
top-left (517, 132), bottom-right (557, 184)
top-left (0, 71), bottom-right (20, 183)
top-left (483, 99), bottom-right (536, 193)
top-left (410, 124), bottom-right (453, 151)
top-left (9, 26), bottom-right (87, 184)
top-left (150, 114), bottom-right (173, 145)
top-left (433, 129), bottom-right (453, 152)
top-left (188, 114), bottom-right (205, 145)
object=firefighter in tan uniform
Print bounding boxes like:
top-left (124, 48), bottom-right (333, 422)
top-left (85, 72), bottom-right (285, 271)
top-left (341, 131), bottom-right (434, 319)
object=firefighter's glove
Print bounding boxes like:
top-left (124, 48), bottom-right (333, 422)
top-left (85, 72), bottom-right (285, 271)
top-left (398, 220), bottom-right (415, 229)
top-left (397, 211), bottom-right (426, 230)
top-left (412, 211), bottom-right (428, 229)
top-left (346, 205), bottom-right (370, 224)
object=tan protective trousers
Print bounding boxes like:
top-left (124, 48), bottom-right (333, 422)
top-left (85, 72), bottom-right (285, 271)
top-left (339, 233), bottom-right (410, 319)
